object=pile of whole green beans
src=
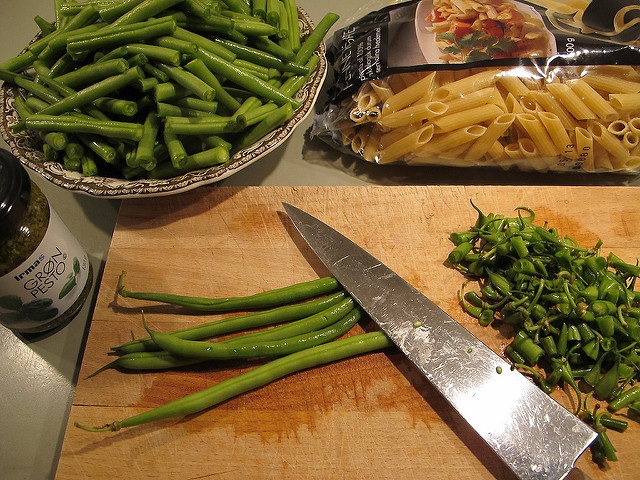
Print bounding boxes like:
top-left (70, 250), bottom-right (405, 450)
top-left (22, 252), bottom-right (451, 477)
top-left (447, 202), bottom-right (640, 465)
top-left (0, 0), bottom-right (338, 179)
top-left (76, 273), bottom-right (392, 432)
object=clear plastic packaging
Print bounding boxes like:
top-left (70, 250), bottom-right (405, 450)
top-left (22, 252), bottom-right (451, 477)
top-left (312, 0), bottom-right (640, 173)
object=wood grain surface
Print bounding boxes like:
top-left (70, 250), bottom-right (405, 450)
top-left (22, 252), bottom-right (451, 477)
top-left (57, 185), bottom-right (640, 479)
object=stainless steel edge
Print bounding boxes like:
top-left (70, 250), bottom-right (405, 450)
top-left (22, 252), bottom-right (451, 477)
top-left (283, 203), bottom-right (597, 480)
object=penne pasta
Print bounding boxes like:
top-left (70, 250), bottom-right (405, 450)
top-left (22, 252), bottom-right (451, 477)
top-left (378, 124), bottom-right (421, 149)
top-left (377, 124), bottom-right (434, 164)
top-left (607, 120), bottom-right (629, 136)
top-left (321, 64), bottom-right (640, 173)
top-left (498, 74), bottom-right (531, 99)
top-left (566, 79), bottom-right (618, 121)
top-left (545, 83), bottom-right (597, 120)
top-left (538, 111), bottom-right (578, 159)
top-left (515, 113), bottom-right (558, 157)
top-left (432, 70), bottom-right (498, 101)
top-left (368, 79), bottom-right (395, 103)
top-left (442, 87), bottom-right (499, 114)
top-left (575, 127), bottom-right (595, 172)
top-left (581, 73), bottom-right (640, 94)
top-left (609, 93), bottom-right (640, 111)
top-left (417, 125), bottom-right (487, 155)
top-left (431, 104), bottom-right (503, 132)
top-left (623, 131), bottom-right (639, 150)
top-left (629, 117), bottom-right (640, 136)
top-left (378, 101), bottom-right (448, 129)
top-left (589, 122), bottom-right (630, 167)
top-left (505, 93), bottom-right (525, 114)
top-left (526, 90), bottom-right (578, 130)
top-left (350, 124), bottom-right (374, 154)
top-left (465, 113), bottom-right (516, 161)
top-left (382, 72), bottom-right (437, 114)
top-left (487, 141), bottom-right (507, 162)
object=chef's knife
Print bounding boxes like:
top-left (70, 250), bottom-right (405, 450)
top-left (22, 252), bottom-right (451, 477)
top-left (283, 203), bottom-right (597, 480)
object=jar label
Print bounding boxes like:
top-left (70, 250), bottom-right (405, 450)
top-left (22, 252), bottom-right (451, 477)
top-left (0, 206), bottom-right (91, 331)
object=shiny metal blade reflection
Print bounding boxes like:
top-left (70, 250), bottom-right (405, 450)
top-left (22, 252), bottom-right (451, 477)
top-left (283, 203), bottom-right (596, 480)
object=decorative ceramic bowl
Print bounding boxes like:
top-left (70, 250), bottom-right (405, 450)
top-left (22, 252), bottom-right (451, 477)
top-left (0, 9), bottom-right (327, 198)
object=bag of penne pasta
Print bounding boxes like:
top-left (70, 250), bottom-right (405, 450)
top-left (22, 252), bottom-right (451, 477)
top-left (312, 0), bottom-right (640, 173)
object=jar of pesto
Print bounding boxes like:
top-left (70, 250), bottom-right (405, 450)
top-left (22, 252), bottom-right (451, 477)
top-left (0, 149), bottom-right (92, 333)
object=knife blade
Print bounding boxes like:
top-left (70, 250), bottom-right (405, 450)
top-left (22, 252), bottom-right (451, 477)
top-left (282, 203), bottom-right (597, 480)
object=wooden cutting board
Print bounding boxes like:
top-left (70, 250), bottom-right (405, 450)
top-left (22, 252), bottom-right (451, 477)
top-left (57, 185), bottom-right (640, 480)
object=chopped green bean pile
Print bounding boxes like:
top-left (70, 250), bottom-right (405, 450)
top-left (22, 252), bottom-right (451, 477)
top-left (0, 0), bottom-right (339, 179)
top-left (78, 274), bottom-right (392, 432)
top-left (447, 201), bottom-right (640, 466)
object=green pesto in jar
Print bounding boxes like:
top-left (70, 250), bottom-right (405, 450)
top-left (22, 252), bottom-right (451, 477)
top-left (0, 181), bottom-right (49, 277)
top-left (0, 149), bottom-right (92, 333)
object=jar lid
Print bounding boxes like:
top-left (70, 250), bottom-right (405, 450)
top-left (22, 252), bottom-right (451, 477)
top-left (0, 149), bottom-right (31, 245)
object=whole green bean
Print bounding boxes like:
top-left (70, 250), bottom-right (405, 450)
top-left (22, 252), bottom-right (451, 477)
top-left (251, 36), bottom-right (295, 61)
top-left (233, 102), bottom-right (293, 151)
top-left (24, 114), bottom-right (144, 141)
top-left (220, 0), bottom-right (251, 15)
top-left (133, 112), bottom-right (161, 169)
top-left (88, 350), bottom-right (204, 377)
top-left (172, 96), bottom-right (219, 113)
top-left (66, 18), bottom-right (178, 55)
top-left (81, 153), bottom-right (99, 176)
top-left (165, 10), bottom-right (234, 34)
top-left (92, 96), bottom-right (138, 116)
top-left (294, 12), bottom-right (339, 65)
top-left (107, 0), bottom-right (184, 27)
top-left (147, 306), bottom-right (363, 359)
top-left (235, 102), bottom-right (278, 128)
top-left (163, 129), bottom-right (187, 168)
top-left (78, 133), bottom-right (119, 164)
top-left (234, 20), bottom-right (279, 37)
top-left (196, 49), bottom-right (300, 108)
top-left (42, 131), bottom-right (69, 151)
top-left (34, 15), bottom-right (56, 36)
top-left (266, 0), bottom-right (280, 27)
top-left (156, 63), bottom-right (216, 101)
top-left (63, 153), bottom-right (82, 171)
top-left (180, 0), bottom-right (212, 19)
top-left (75, 331), bottom-right (391, 431)
top-left (225, 297), bottom-right (355, 345)
top-left (213, 38), bottom-right (309, 74)
top-left (172, 26), bottom-right (237, 62)
top-left (156, 102), bottom-right (212, 117)
top-left (53, 58), bottom-right (129, 88)
top-left (283, 0), bottom-right (300, 51)
top-left (278, 55), bottom-right (318, 97)
top-left (14, 76), bottom-right (63, 105)
top-left (113, 290), bottom-right (349, 354)
top-left (186, 144), bottom-right (230, 165)
top-left (164, 115), bottom-right (237, 135)
top-left (125, 43), bottom-right (182, 65)
top-left (154, 81), bottom-right (191, 102)
top-left (252, 0), bottom-right (267, 20)
top-left (182, 58), bottom-right (242, 111)
top-left (65, 140), bottom-right (84, 160)
top-left (152, 36), bottom-right (198, 55)
top-left (117, 271), bottom-right (341, 311)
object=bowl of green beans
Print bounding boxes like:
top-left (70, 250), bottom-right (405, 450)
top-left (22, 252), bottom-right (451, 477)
top-left (0, 0), bottom-right (336, 197)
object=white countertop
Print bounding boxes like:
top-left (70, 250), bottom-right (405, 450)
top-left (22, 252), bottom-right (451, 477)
top-left (1, 1), bottom-right (638, 479)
